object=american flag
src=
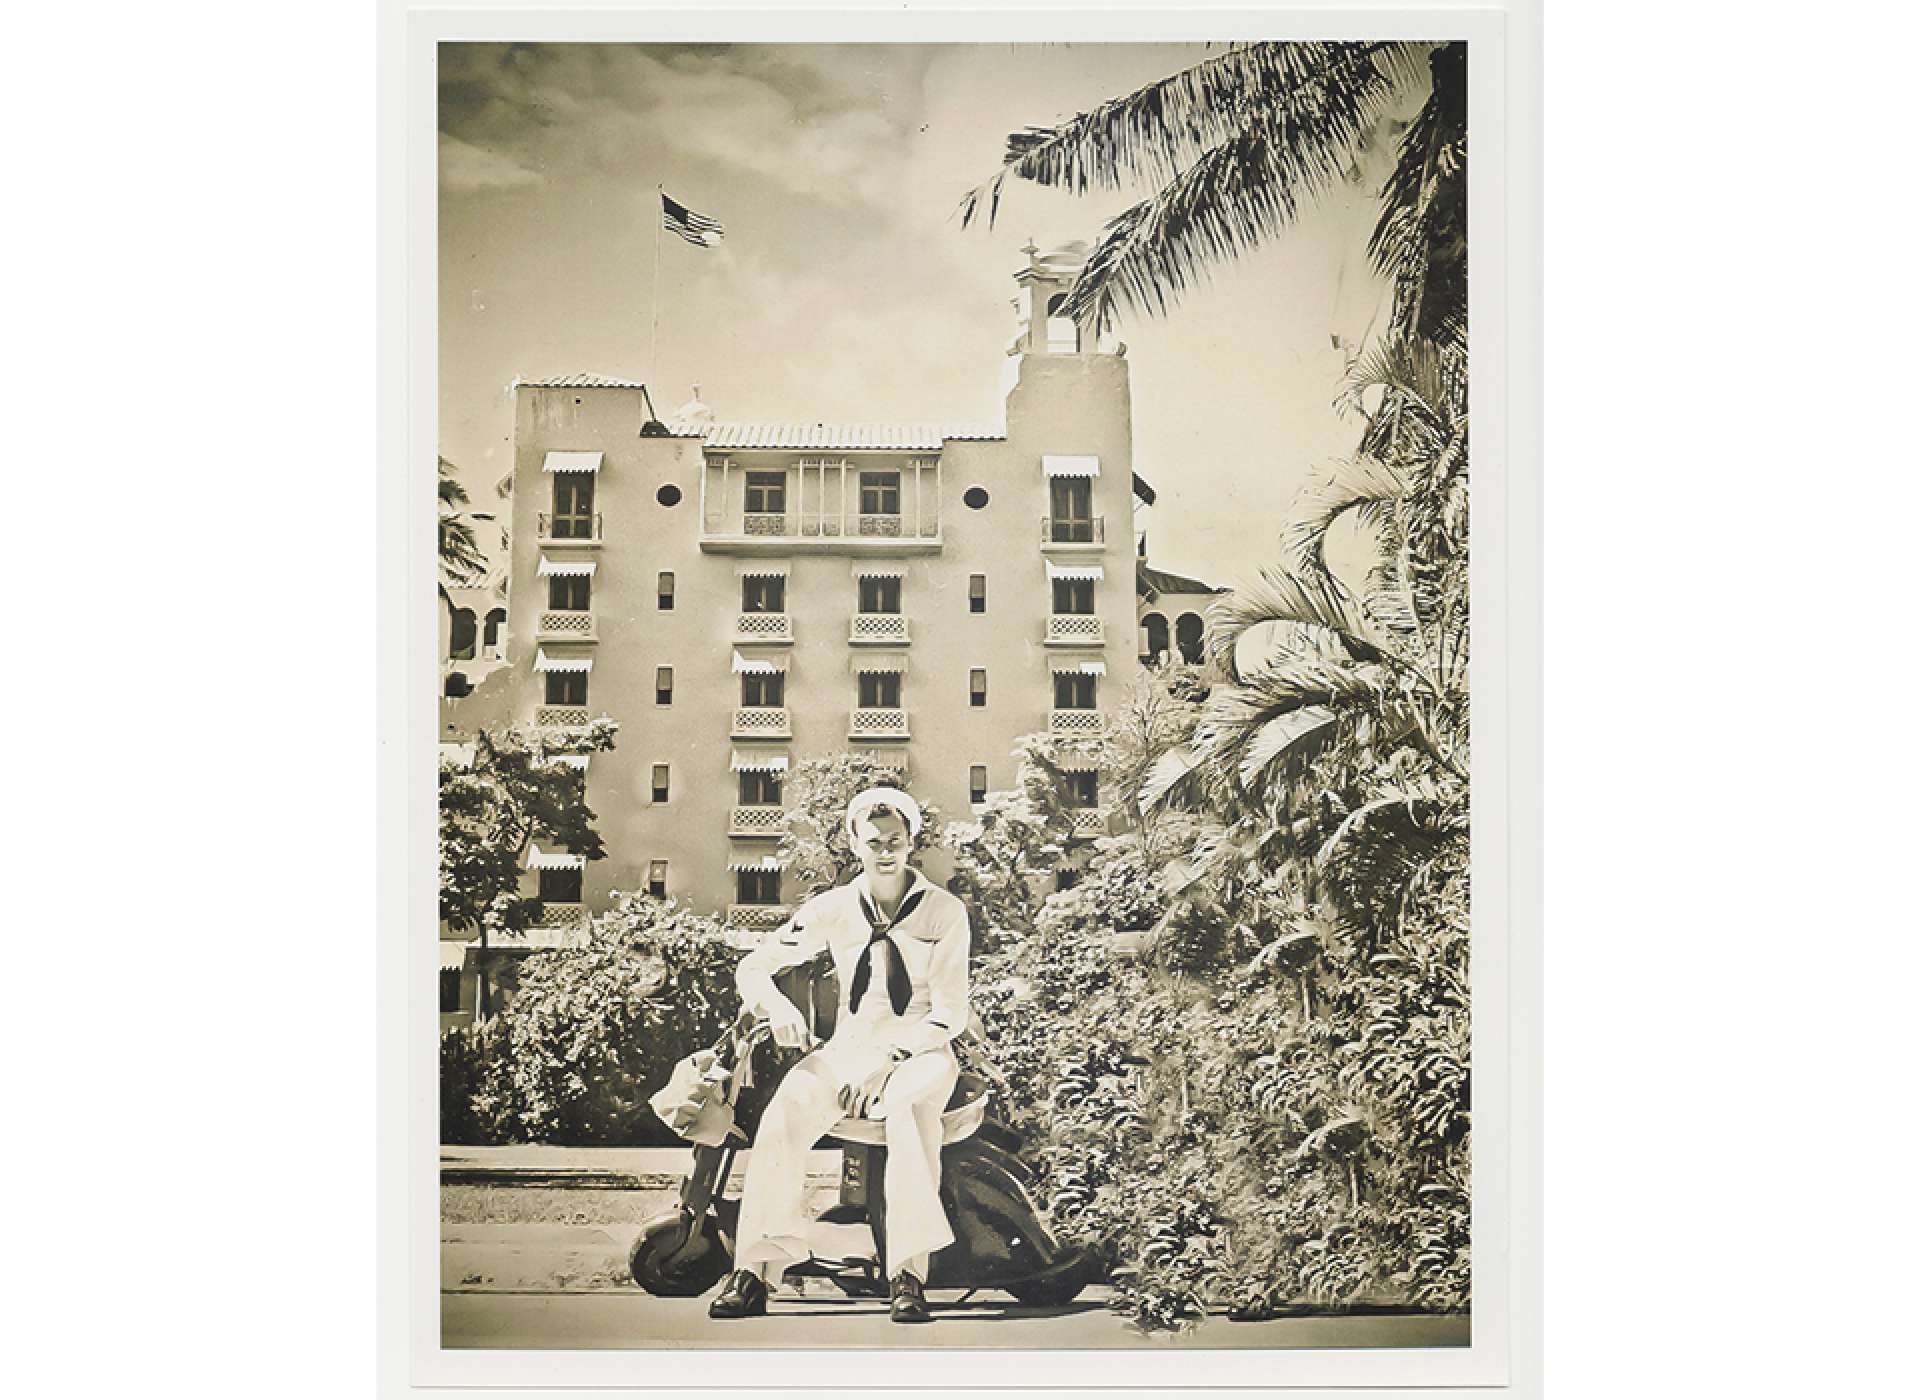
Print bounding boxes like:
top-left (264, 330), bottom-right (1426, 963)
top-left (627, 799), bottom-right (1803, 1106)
top-left (662, 192), bottom-right (724, 248)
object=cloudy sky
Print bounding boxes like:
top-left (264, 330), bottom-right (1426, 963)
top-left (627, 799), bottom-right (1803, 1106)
top-left (439, 42), bottom-right (1424, 588)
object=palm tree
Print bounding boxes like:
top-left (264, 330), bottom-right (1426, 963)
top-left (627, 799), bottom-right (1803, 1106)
top-left (962, 41), bottom-right (1465, 346)
top-left (439, 455), bottom-right (493, 597)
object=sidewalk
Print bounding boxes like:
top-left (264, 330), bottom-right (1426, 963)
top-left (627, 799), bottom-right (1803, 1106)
top-left (440, 1143), bottom-right (841, 1191)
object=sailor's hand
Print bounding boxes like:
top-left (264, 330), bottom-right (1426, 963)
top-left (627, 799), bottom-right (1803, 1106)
top-left (765, 1001), bottom-right (814, 1051)
top-left (839, 1063), bottom-right (895, 1118)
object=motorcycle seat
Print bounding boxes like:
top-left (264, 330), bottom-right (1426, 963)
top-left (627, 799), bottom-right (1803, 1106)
top-left (823, 1071), bottom-right (990, 1147)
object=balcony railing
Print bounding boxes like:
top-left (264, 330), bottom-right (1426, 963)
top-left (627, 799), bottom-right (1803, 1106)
top-left (538, 512), bottom-right (603, 545)
top-left (1042, 516), bottom-right (1106, 545)
top-left (726, 903), bottom-right (792, 933)
top-left (733, 612), bottom-right (793, 644)
top-left (538, 610), bottom-right (596, 641)
top-left (533, 901), bottom-right (586, 928)
top-left (728, 804), bottom-right (787, 837)
top-left (850, 707), bottom-right (910, 740)
top-left (1067, 807), bottom-right (1108, 839)
top-left (744, 511), bottom-right (789, 536)
top-left (732, 706), bottom-right (792, 738)
top-left (535, 704), bottom-right (592, 728)
top-left (850, 613), bottom-right (910, 644)
top-left (1049, 708), bottom-right (1105, 739)
top-left (1045, 614), bottom-right (1105, 646)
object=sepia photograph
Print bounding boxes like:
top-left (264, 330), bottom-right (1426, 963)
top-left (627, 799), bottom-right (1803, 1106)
top-left (428, 23), bottom-right (1478, 1360)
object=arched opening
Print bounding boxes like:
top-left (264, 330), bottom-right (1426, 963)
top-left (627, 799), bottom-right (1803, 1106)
top-left (448, 607), bottom-right (477, 661)
top-left (1176, 612), bottom-right (1205, 664)
top-left (1045, 292), bottom-right (1080, 354)
top-left (1142, 612), bottom-right (1169, 663)
top-left (444, 673), bottom-right (474, 699)
top-left (482, 608), bottom-right (506, 659)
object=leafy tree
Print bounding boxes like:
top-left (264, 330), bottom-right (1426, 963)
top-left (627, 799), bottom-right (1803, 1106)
top-left (774, 753), bottom-right (944, 897)
top-left (439, 719), bottom-right (617, 1015)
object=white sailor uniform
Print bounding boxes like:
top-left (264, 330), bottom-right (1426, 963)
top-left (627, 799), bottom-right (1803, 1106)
top-left (731, 867), bottom-right (972, 1284)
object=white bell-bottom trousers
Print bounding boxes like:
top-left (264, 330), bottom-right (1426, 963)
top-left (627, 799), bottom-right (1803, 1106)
top-left (732, 1030), bottom-right (961, 1285)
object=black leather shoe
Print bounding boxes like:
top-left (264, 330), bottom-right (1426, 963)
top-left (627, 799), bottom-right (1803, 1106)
top-left (889, 1270), bottom-right (931, 1323)
top-left (709, 1268), bottom-right (769, 1319)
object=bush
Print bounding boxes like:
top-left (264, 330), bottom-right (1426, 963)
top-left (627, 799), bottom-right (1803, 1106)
top-left (439, 894), bottom-right (746, 1146)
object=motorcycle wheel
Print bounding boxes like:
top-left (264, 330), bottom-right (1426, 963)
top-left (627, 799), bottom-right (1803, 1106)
top-left (630, 1212), bottom-right (732, 1297)
top-left (1005, 1272), bottom-right (1089, 1306)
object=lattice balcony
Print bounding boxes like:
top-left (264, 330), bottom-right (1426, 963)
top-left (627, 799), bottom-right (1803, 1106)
top-left (728, 805), bottom-right (787, 838)
top-left (1049, 708), bottom-right (1105, 739)
top-left (726, 903), bottom-right (791, 932)
top-left (733, 612), bottom-right (794, 644)
top-left (538, 610), bottom-right (597, 640)
top-left (744, 512), bottom-right (789, 537)
top-left (534, 901), bottom-right (586, 928)
top-left (849, 613), bottom-right (910, 644)
top-left (1068, 808), bottom-right (1108, 839)
top-left (1046, 614), bottom-right (1105, 646)
top-left (731, 706), bottom-right (792, 738)
top-left (537, 512), bottom-right (603, 546)
top-left (857, 514), bottom-right (903, 537)
top-left (535, 704), bottom-right (592, 728)
top-left (849, 707), bottom-right (910, 740)
top-left (1041, 515), bottom-right (1106, 545)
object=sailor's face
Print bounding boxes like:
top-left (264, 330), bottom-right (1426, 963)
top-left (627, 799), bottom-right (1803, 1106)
top-left (852, 811), bottom-right (911, 879)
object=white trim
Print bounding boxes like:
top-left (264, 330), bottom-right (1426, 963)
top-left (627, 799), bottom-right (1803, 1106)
top-left (727, 853), bottom-right (788, 873)
top-left (1042, 453), bottom-right (1100, 478)
top-left (731, 651), bottom-right (786, 674)
top-left (729, 750), bottom-right (790, 773)
top-left (735, 563), bottom-right (790, 579)
top-left (1049, 656), bottom-right (1108, 674)
top-left (850, 561), bottom-right (908, 579)
top-left (533, 650), bottom-right (593, 673)
top-left (438, 941), bottom-right (469, 972)
top-left (850, 654), bottom-right (909, 675)
top-left (536, 557), bottom-right (597, 578)
top-left (541, 450), bottom-right (604, 474)
top-left (525, 843), bottom-right (586, 871)
top-left (1046, 560), bottom-right (1105, 582)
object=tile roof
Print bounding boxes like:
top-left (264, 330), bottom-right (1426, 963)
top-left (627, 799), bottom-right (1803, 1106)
top-left (697, 422), bottom-right (1004, 451)
top-left (517, 373), bottom-right (649, 389)
top-left (1137, 561), bottom-right (1227, 599)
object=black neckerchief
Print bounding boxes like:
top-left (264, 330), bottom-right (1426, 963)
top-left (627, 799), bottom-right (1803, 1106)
top-left (848, 880), bottom-right (927, 1017)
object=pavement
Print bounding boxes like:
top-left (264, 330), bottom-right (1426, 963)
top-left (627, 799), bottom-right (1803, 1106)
top-left (439, 1144), bottom-right (1469, 1351)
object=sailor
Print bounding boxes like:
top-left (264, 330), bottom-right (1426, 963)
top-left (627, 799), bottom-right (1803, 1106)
top-left (710, 786), bottom-right (972, 1324)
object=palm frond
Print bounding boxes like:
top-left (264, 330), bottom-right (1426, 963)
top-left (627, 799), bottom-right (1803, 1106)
top-left (1140, 744), bottom-right (1207, 811)
top-left (1284, 456), bottom-right (1407, 576)
top-left (1315, 789), bottom-right (1465, 927)
top-left (1204, 565), bottom-right (1391, 676)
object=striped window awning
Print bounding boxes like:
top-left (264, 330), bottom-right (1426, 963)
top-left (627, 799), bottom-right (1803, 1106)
top-left (537, 557), bottom-right (597, 578)
top-left (534, 650), bottom-right (593, 673)
top-left (854, 748), bottom-right (910, 775)
top-left (1052, 751), bottom-right (1103, 772)
top-left (1046, 561), bottom-right (1105, 582)
top-left (730, 750), bottom-right (790, 773)
top-left (727, 852), bottom-right (788, 873)
top-left (851, 562), bottom-right (908, 579)
top-left (542, 451), bottom-right (604, 474)
top-left (851, 654), bottom-right (910, 675)
top-left (439, 941), bottom-right (470, 971)
top-left (526, 844), bottom-right (585, 871)
top-left (1050, 657), bottom-right (1108, 675)
top-left (732, 651), bottom-right (788, 674)
top-left (737, 563), bottom-right (790, 579)
top-left (1042, 454), bottom-right (1100, 478)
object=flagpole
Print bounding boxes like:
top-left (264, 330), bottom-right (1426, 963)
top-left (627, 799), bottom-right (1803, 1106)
top-left (648, 184), bottom-right (664, 384)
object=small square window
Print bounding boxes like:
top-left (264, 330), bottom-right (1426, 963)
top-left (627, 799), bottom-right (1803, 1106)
top-left (647, 860), bottom-right (668, 898)
top-left (858, 671), bottom-right (902, 708)
top-left (545, 671), bottom-right (588, 706)
top-left (658, 572), bottom-right (676, 610)
top-left (744, 470), bottom-right (787, 515)
top-left (969, 764), bottom-right (988, 804)
top-left (1054, 672), bottom-right (1097, 709)
top-left (547, 574), bottom-right (590, 611)
top-left (741, 671), bottom-right (785, 707)
top-left (1052, 578), bottom-right (1095, 615)
top-left (969, 669), bottom-right (987, 707)
top-left (858, 575), bottom-right (901, 614)
top-left (651, 763), bottom-right (670, 803)
top-left (1064, 771), bottom-right (1099, 807)
top-left (742, 575), bottom-right (786, 613)
top-left (968, 574), bottom-right (987, 614)
top-left (739, 769), bottom-right (783, 805)
top-left (438, 967), bottom-right (463, 1014)
top-left (656, 666), bottom-right (673, 705)
top-left (538, 866), bottom-right (583, 904)
top-left (859, 471), bottom-right (901, 515)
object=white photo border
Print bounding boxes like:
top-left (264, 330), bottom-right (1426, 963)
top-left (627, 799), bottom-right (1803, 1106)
top-left (377, 3), bottom-right (1542, 1393)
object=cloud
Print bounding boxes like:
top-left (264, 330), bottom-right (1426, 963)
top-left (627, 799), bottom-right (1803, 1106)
top-left (439, 133), bottom-right (543, 193)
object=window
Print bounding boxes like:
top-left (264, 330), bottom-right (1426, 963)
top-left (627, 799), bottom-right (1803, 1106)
top-left (1045, 292), bottom-right (1080, 353)
top-left (739, 770), bottom-right (783, 805)
top-left (655, 665), bottom-right (673, 705)
top-left (482, 609), bottom-right (506, 654)
top-left (647, 861), bottom-right (668, 898)
top-left (545, 670), bottom-right (587, 706)
top-left (968, 574), bottom-right (987, 614)
top-left (741, 671), bottom-right (786, 707)
top-left (744, 470), bottom-right (787, 514)
top-left (551, 474), bottom-right (595, 538)
top-left (858, 575), bottom-right (901, 614)
top-left (858, 671), bottom-right (902, 708)
top-left (1177, 612), bottom-right (1206, 664)
top-left (448, 608), bottom-right (477, 660)
top-left (548, 574), bottom-right (590, 611)
top-left (656, 483), bottom-right (682, 507)
top-left (1143, 612), bottom-right (1170, 662)
top-left (1063, 771), bottom-right (1100, 807)
top-left (658, 571), bottom-right (675, 610)
top-left (969, 669), bottom-right (987, 707)
top-left (969, 764), bottom-right (988, 804)
top-left (439, 968), bottom-right (463, 1014)
top-left (538, 866), bottom-right (583, 904)
top-left (741, 575), bottom-right (786, 613)
top-left (1049, 477), bottom-right (1094, 541)
top-left (859, 471), bottom-right (901, 515)
top-left (1055, 866), bottom-right (1083, 892)
top-left (444, 673), bottom-right (473, 699)
top-left (1054, 672), bottom-right (1097, 709)
top-left (651, 763), bottom-right (670, 803)
top-left (962, 486), bottom-right (990, 510)
top-left (1052, 578), bottom-right (1095, 615)
top-left (736, 868), bottom-right (781, 905)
